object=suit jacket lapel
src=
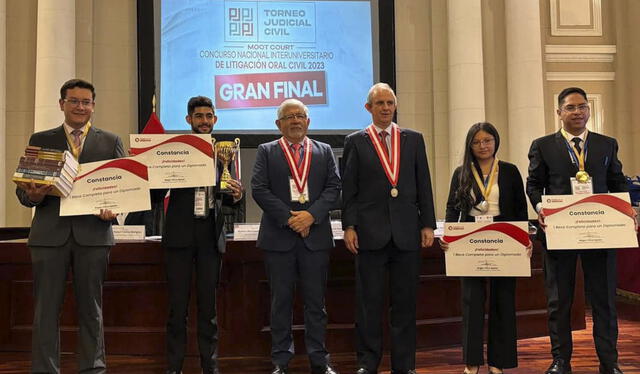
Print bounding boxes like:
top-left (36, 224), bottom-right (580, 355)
top-left (399, 127), bottom-right (407, 160)
top-left (583, 133), bottom-right (600, 173)
top-left (51, 125), bottom-right (71, 152)
top-left (79, 126), bottom-right (97, 163)
top-left (554, 131), bottom-right (577, 173)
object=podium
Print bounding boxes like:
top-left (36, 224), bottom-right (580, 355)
top-left (0, 235), bottom-right (584, 356)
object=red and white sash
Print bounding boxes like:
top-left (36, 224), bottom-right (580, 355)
top-left (366, 123), bottom-right (400, 188)
top-left (279, 137), bottom-right (312, 197)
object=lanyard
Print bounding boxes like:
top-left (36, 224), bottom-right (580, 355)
top-left (471, 158), bottom-right (499, 201)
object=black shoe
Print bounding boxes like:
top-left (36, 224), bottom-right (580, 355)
top-left (544, 358), bottom-right (572, 374)
top-left (202, 368), bottom-right (219, 374)
top-left (355, 369), bottom-right (370, 374)
top-left (599, 363), bottom-right (624, 374)
top-left (312, 365), bottom-right (339, 374)
top-left (273, 365), bottom-right (288, 374)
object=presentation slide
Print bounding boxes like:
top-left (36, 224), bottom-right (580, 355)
top-left (160, 0), bottom-right (375, 132)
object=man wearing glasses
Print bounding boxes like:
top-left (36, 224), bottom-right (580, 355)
top-left (16, 78), bottom-right (124, 373)
top-left (252, 99), bottom-right (340, 374)
top-left (527, 87), bottom-right (630, 374)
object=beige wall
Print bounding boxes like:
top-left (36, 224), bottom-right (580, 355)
top-left (4, 0), bottom-right (137, 226)
top-left (5, 0), bottom-right (37, 227)
top-left (3, 0), bottom-right (639, 226)
top-left (395, 0), bottom-right (639, 220)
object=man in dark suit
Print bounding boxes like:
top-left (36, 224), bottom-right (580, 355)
top-left (159, 96), bottom-right (242, 374)
top-left (527, 87), bottom-right (631, 374)
top-left (252, 99), bottom-right (341, 374)
top-left (16, 78), bottom-right (124, 374)
top-left (341, 83), bottom-right (436, 374)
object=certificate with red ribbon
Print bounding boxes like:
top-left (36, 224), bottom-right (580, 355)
top-left (130, 134), bottom-right (215, 189)
top-left (443, 222), bottom-right (531, 276)
top-left (542, 193), bottom-right (638, 250)
top-left (60, 157), bottom-right (151, 216)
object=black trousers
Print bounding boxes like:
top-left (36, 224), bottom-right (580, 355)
top-left (263, 239), bottom-right (331, 370)
top-left (165, 243), bottom-right (222, 372)
top-left (355, 241), bottom-right (421, 373)
top-left (543, 248), bottom-right (618, 365)
top-left (30, 238), bottom-right (109, 374)
top-left (461, 277), bottom-right (517, 368)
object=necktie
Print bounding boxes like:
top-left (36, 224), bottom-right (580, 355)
top-left (291, 143), bottom-right (302, 167)
top-left (379, 130), bottom-right (389, 157)
top-left (71, 129), bottom-right (82, 149)
top-left (572, 137), bottom-right (582, 154)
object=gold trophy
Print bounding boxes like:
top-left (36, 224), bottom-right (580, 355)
top-left (213, 138), bottom-right (240, 192)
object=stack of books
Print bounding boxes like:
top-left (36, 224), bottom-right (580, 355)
top-left (12, 146), bottom-right (79, 197)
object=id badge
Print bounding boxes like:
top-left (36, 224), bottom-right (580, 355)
top-left (289, 178), bottom-right (309, 202)
top-left (194, 188), bottom-right (207, 217)
top-left (570, 177), bottom-right (593, 195)
top-left (474, 215), bottom-right (494, 223)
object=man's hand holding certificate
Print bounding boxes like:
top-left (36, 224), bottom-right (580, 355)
top-left (60, 158), bottom-right (150, 216)
top-left (130, 134), bottom-right (215, 188)
top-left (443, 222), bottom-right (531, 277)
top-left (542, 192), bottom-right (638, 250)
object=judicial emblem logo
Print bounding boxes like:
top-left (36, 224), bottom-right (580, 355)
top-left (225, 2), bottom-right (257, 42)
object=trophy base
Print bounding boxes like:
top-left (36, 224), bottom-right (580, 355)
top-left (219, 180), bottom-right (232, 193)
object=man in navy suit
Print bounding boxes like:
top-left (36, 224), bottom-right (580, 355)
top-left (341, 83), bottom-right (436, 374)
top-left (527, 87), bottom-right (631, 374)
top-left (16, 78), bottom-right (124, 374)
top-left (252, 99), bottom-right (341, 374)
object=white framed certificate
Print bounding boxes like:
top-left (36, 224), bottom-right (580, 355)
top-left (60, 158), bottom-right (151, 216)
top-left (443, 221), bottom-right (531, 277)
top-left (542, 193), bottom-right (638, 250)
top-left (130, 134), bottom-right (215, 189)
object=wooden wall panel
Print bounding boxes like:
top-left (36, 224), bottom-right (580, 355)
top-left (0, 238), bottom-right (585, 357)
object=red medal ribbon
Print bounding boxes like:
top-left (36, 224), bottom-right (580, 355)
top-left (367, 123), bottom-right (400, 187)
top-left (279, 137), bottom-right (312, 196)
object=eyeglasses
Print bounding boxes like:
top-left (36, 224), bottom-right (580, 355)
top-left (561, 104), bottom-right (589, 113)
top-left (63, 98), bottom-right (94, 107)
top-left (280, 113), bottom-right (307, 121)
top-left (471, 139), bottom-right (495, 148)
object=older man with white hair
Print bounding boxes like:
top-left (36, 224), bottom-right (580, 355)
top-left (252, 99), bottom-right (341, 374)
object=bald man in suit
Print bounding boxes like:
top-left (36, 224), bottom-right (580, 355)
top-left (341, 83), bottom-right (436, 374)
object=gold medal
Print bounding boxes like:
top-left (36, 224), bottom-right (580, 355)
top-left (390, 187), bottom-right (398, 198)
top-left (298, 194), bottom-right (307, 204)
top-left (575, 170), bottom-right (590, 183)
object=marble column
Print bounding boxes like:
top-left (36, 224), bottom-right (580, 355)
top-left (447, 0), bottom-right (485, 170)
top-left (34, 0), bottom-right (75, 133)
top-left (504, 0), bottom-right (546, 175)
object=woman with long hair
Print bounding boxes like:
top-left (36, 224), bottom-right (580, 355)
top-left (442, 122), bottom-right (531, 374)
